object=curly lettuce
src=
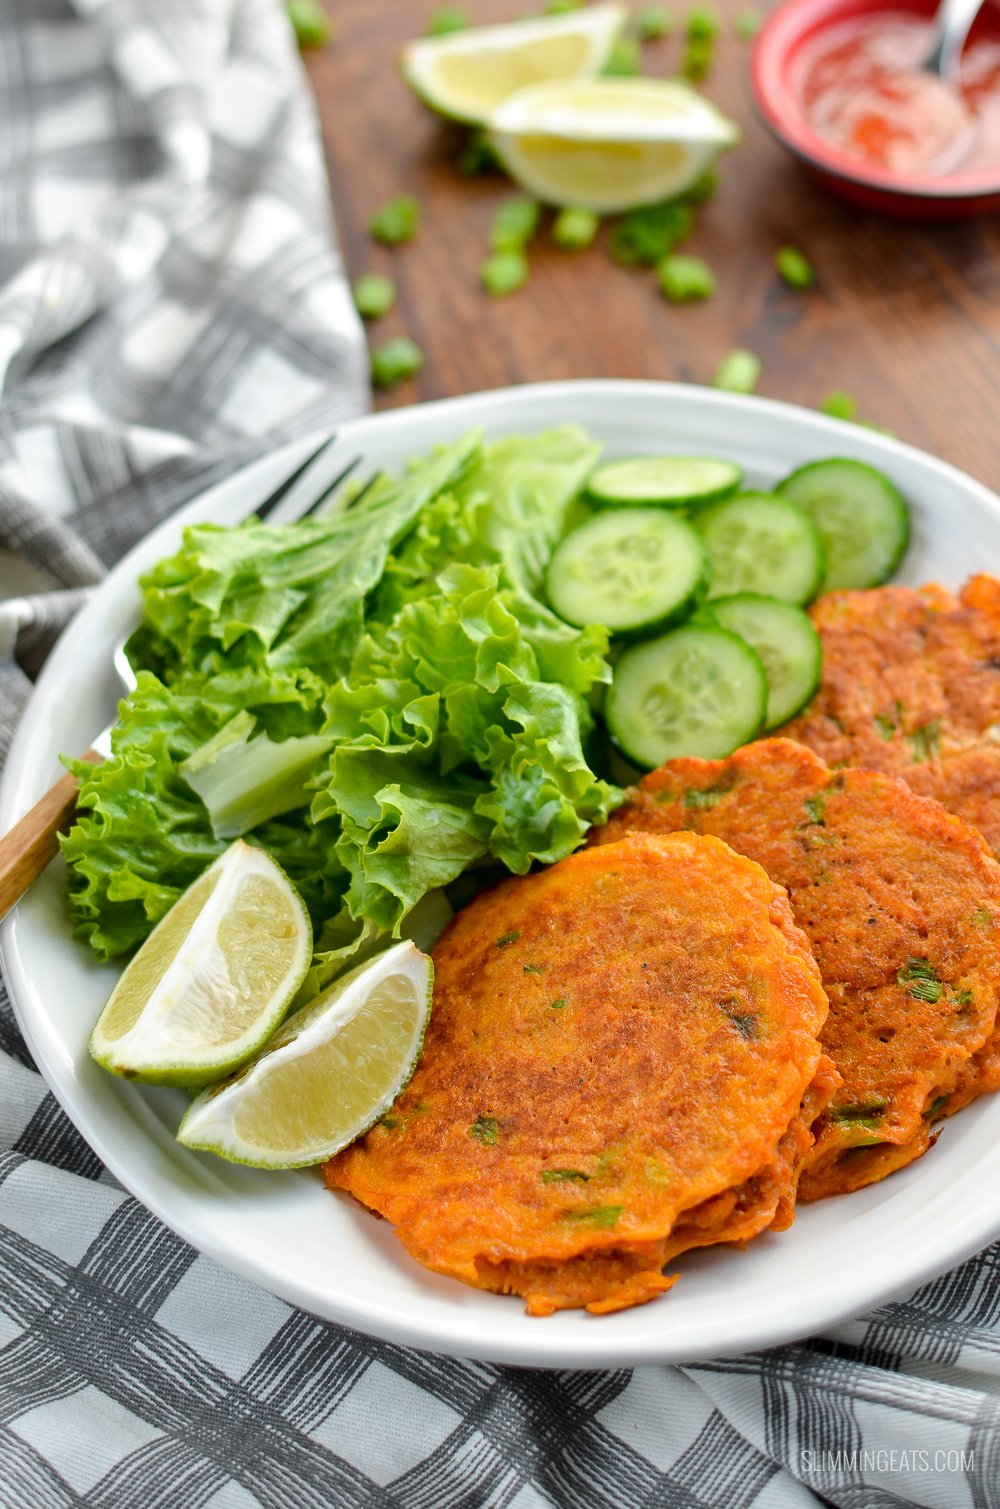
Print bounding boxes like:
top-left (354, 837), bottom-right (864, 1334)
top-left (62, 426), bottom-right (619, 968)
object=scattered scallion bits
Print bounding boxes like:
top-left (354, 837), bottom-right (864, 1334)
top-left (425, 6), bottom-right (470, 34)
top-left (713, 348), bottom-right (761, 393)
top-left (369, 195), bottom-right (421, 247)
top-left (481, 249), bottom-right (529, 297)
top-left (776, 244), bottom-right (816, 289)
top-left (489, 196), bottom-right (540, 252)
top-left (371, 337), bottom-right (423, 389)
top-left (734, 7), bottom-right (762, 38)
top-left (285, 0), bottom-right (333, 48)
top-left (820, 390), bottom-right (859, 421)
top-left (658, 252), bottom-right (716, 302)
top-left (552, 207), bottom-right (600, 250)
top-left (602, 36), bottom-right (642, 74)
top-left (637, 5), bottom-right (673, 39)
top-left (352, 274), bottom-right (396, 321)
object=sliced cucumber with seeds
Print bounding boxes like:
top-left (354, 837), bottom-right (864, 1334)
top-left (606, 624), bottom-right (767, 768)
top-left (777, 458), bottom-right (911, 591)
top-left (711, 594), bottom-right (822, 729)
top-left (695, 492), bottom-right (826, 605)
top-left (546, 508), bottom-right (711, 635)
top-left (586, 455), bottom-right (742, 508)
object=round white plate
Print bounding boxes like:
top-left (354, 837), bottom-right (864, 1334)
top-left (5, 380), bottom-right (1000, 1370)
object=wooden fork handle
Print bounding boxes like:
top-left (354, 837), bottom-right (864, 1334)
top-left (0, 750), bottom-right (102, 923)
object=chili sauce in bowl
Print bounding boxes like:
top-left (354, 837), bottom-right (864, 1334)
top-left (752, 0), bottom-right (1000, 215)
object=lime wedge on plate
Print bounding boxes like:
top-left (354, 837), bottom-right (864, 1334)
top-left (90, 840), bottom-right (311, 1088)
top-left (489, 78), bottom-right (740, 211)
top-left (401, 3), bottom-right (625, 125)
top-left (177, 941), bottom-right (433, 1168)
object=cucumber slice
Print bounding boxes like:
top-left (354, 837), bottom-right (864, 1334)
top-left (694, 492), bottom-right (826, 605)
top-left (546, 507), bottom-right (711, 635)
top-left (606, 624), bottom-right (767, 767)
top-left (586, 455), bottom-right (742, 508)
top-left (777, 458), bottom-right (911, 591)
top-left (711, 593), bottom-right (822, 729)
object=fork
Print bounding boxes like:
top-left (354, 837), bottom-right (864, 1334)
top-left (0, 436), bottom-right (365, 923)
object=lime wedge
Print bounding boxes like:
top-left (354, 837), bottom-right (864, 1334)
top-left (401, 4), bottom-right (625, 125)
top-left (489, 78), bottom-right (740, 211)
top-left (89, 841), bottom-right (311, 1087)
top-left (176, 941), bottom-right (433, 1168)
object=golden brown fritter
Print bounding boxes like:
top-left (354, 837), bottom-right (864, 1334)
top-left (781, 575), bottom-right (1000, 856)
top-left (593, 740), bottom-right (1000, 1200)
top-left (325, 832), bottom-right (832, 1315)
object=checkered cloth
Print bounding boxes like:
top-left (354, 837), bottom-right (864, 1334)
top-left (0, 3), bottom-right (998, 1507)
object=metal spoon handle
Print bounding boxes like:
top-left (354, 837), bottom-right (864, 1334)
top-left (926, 0), bottom-right (984, 80)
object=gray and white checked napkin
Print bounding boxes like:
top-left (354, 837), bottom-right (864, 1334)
top-left (0, 3), bottom-right (998, 1506)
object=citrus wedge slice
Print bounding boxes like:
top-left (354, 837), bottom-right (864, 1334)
top-left (176, 941), bottom-right (433, 1168)
top-left (489, 78), bottom-right (740, 211)
top-left (89, 840), bottom-right (311, 1087)
top-left (401, 4), bottom-right (626, 125)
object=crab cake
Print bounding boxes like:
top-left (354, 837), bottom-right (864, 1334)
top-left (593, 740), bottom-right (1000, 1200)
top-left (781, 575), bottom-right (1000, 856)
top-left (325, 832), bottom-right (832, 1316)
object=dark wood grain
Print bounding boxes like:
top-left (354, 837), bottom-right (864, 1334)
top-left (306, 2), bottom-right (1000, 488)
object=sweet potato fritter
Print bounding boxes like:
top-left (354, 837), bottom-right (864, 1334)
top-left (593, 740), bottom-right (1000, 1200)
top-left (781, 575), bottom-right (1000, 857)
top-left (325, 832), bottom-right (832, 1315)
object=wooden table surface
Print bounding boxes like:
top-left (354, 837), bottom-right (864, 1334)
top-left (307, 2), bottom-right (1000, 488)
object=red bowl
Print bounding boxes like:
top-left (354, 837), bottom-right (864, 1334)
top-left (750, 0), bottom-right (1000, 216)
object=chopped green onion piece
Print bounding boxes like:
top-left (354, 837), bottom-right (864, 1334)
top-left (637, 5), bottom-right (673, 39)
top-left (352, 273), bottom-right (396, 321)
top-left (481, 249), bottom-right (529, 297)
top-left (658, 253), bottom-right (715, 302)
top-left (285, 0), bottom-right (333, 48)
top-left (712, 348), bottom-right (761, 394)
top-left (609, 199), bottom-right (694, 265)
top-left (489, 196), bottom-right (540, 251)
top-left (681, 36), bottom-right (715, 78)
top-left (734, 7), bottom-right (762, 39)
top-left (602, 37), bottom-right (642, 74)
top-left (543, 0), bottom-right (584, 11)
top-left (369, 195), bottom-right (421, 246)
top-left (457, 129), bottom-right (500, 176)
top-left (371, 337), bottom-right (423, 388)
top-left (687, 3), bottom-right (721, 39)
top-left (552, 207), bottom-right (600, 250)
top-left (425, 6), bottom-right (470, 34)
top-left (776, 244), bottom-right (816, 289)
top-left (820, 390), bottom-right (859, 421)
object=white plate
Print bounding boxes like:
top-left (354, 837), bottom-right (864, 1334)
top-left (5, 380), bottom-right (1000, 1370)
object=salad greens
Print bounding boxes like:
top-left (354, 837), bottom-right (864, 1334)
top-left (62, 426), bottom-right (618, 988)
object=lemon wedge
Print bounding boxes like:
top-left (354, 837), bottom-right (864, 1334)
top-left (176, 941), bottom-right (433, 1168)
top-left (89, 841), bottom-right (311, 1088)
top-left (401, 4), bottom-right (626, 125)
top-left (489, 77), bottom-right (740, 211)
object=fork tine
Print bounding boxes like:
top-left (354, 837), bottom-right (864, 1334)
top-left (294, 455), bottom-right (364, 521)
top-left (252, 433), bottom-right (338, 524)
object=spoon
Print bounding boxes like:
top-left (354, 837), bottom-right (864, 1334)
top-left (924, 0), bottom-right (985, 81)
